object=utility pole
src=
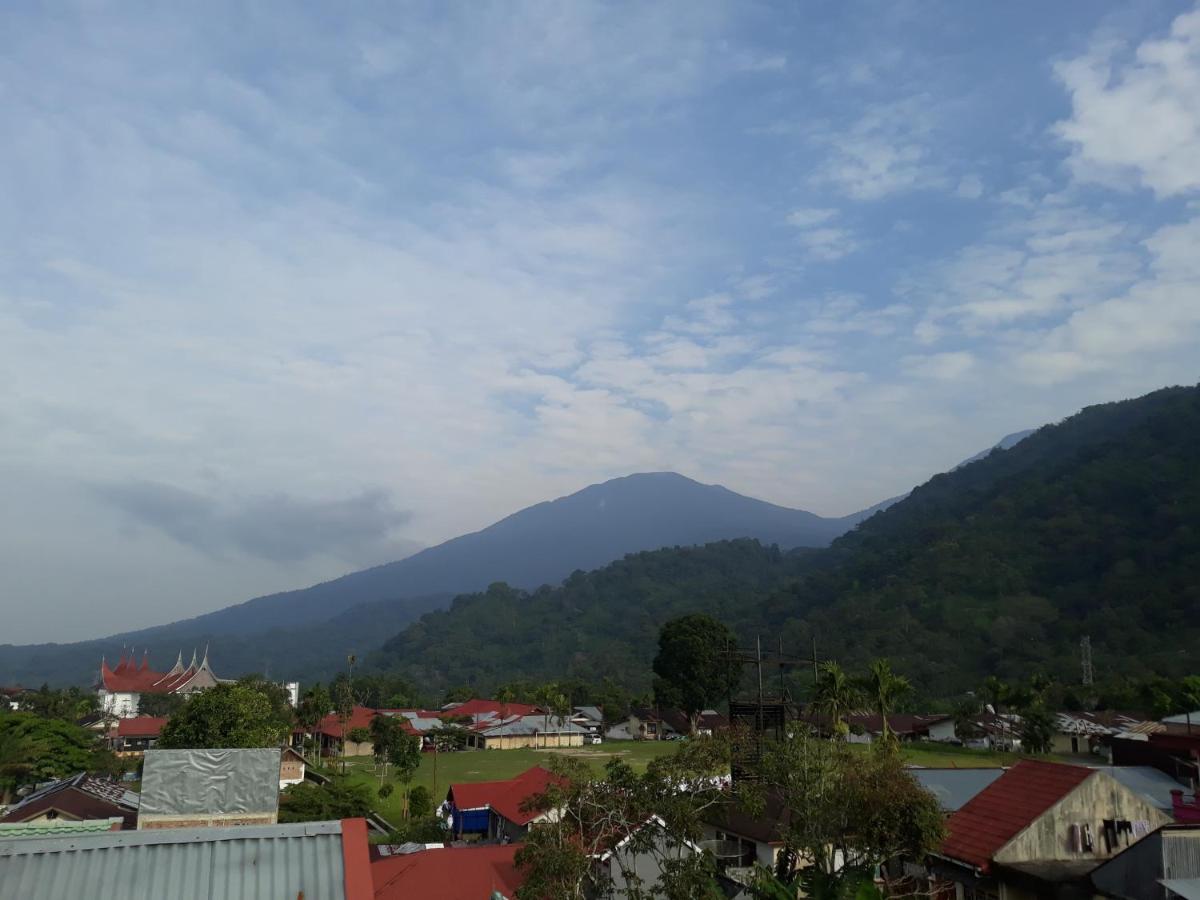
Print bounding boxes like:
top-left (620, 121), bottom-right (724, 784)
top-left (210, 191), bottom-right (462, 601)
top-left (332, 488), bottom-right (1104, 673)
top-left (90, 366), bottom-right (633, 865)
top-left (1080, 636), bottom-right (1093, 686)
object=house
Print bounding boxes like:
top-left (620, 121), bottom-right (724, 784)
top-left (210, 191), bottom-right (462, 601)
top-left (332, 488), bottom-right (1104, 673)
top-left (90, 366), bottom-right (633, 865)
top-left (958, 711), bottom-right (1025, 751)
top-left (911, 768), bottom-right (1006, 812)
top-left (371, 842), bottom-right (524, 900)
top-left (279, 746), bottom-right (307, 789)
top-left (701, 786), bottom-right (793, 883)
top-left (447, 765), bottom-right (566, 841)
top-left (0, 687), bottom-right (24, 711)
top-left (923, 760), bottom-right (1171, 897)
top-left (96, 648), bottom-right (228, 719)
top-left (622, 707), bottom-right (727, 741)
top-left (1110, 735), bottom-right (1200, 788)
top-left (591, 814), bottom-right (707, 899)
top-left (295, 705), bottom-right (417, 758)
top-left (0, 774), bottom-right (139, 830)
top-left (109, 715), bottom-right (167, 755)
top-left (138, 748), bottom-right (282, 829)
top-left (572, 705), bottom-right (605, 740)
top-left (467, 714), bottom-right (589, 750)
top-left (1053, 712), bottom-right (1156, 756)
top-left (0, 817), bottom-right (374, 899)
top-left (841, 713), bottom-right (954, 744)
top-left (1089, 822), bottom-right (1200, 899)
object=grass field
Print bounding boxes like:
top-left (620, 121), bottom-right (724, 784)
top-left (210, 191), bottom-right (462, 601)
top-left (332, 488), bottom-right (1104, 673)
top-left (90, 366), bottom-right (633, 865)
top-left (329, 740), bottom-right (680, 824)
top-left (321, 738), bottom-right (1058, 826)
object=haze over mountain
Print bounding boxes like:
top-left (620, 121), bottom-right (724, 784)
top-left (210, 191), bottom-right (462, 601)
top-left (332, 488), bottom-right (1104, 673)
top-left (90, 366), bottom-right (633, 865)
top-left (0, 472), bottom-right (874, 685)
top-left (374, 384), bottom-right (1200, 696)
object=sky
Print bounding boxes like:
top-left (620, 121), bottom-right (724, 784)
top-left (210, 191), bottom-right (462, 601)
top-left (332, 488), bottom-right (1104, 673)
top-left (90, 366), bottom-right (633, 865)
top-left (2, 2), bottom-right (1199, 643)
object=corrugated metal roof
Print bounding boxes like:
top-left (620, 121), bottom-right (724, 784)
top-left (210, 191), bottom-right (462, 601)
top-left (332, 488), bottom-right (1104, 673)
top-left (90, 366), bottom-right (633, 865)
top-left (911, 768), bottom-right (1005, 811)
top-left (1088, 766), bottom-right (1188, 812)
top-left (479, 715), bottom-right (590, 737)
top-left (0, 820), bottom-right (351, 900)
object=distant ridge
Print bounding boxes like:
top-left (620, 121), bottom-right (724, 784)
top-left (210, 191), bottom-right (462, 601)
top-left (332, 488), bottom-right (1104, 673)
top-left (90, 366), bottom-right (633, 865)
top-left (0, 472), bottom-right (863, 685)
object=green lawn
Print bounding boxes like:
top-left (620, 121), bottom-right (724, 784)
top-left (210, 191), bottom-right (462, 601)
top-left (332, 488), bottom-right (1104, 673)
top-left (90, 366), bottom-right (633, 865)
top-left (320, 738), bottom-right (1063, 826)
top-left (327, 740), bottom-right (680, 825)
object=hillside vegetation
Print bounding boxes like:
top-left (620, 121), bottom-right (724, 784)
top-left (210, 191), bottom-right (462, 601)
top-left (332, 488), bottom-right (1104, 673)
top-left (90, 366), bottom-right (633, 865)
top-left (374, 385), bottom-right (1200, 696)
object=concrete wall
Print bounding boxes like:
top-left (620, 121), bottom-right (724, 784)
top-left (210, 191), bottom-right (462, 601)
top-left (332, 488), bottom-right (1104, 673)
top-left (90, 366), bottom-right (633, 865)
top-left (928, 719), bottom-right (957, 743)
top-left (481, 733), bottom-right (585, 750)
top-left (994, 771), bottom-right (1169, 866)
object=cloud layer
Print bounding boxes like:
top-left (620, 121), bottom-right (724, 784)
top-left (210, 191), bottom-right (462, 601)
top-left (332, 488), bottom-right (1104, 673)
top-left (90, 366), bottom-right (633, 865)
top-left (2, 1), bottom-right (1200, 640)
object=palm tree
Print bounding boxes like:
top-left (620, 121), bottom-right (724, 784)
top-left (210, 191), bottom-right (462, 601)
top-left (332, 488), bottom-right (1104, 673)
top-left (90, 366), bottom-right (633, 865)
top-left (861, 659), bottom-right (912, 744)
top-left (494, 685), bottom-right (516, 720)
top-left (812, 662), bottom-right (860, 739)
top-left (981, 676), bottom-right (1009, 714)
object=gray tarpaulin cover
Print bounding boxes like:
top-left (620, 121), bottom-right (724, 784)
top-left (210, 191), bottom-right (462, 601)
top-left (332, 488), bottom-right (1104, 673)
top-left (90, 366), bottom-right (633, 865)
top-left (140, 748), bottom-right (281, 817)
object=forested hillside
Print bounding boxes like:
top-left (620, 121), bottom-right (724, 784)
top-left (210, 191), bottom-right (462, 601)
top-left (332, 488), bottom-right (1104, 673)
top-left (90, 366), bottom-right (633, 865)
top-left (373, 385), bottom-right (1200, 696)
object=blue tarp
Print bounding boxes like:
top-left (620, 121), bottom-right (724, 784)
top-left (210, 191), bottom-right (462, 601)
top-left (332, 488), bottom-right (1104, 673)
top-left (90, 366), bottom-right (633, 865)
top-left (452, 806), bottom-right (490, 834)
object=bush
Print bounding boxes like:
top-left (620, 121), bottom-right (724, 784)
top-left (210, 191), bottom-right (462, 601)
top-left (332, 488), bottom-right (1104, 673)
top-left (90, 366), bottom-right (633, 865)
top-left (386, 815), bottom-right (448, 844)
top-left (408, 785), bottom-right (432, 818)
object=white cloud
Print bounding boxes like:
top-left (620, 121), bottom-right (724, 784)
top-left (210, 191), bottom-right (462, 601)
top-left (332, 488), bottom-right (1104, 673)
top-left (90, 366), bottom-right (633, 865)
top-left (1055, 8), bottom-right (1200, 197)
top-left (956, 175), bottom-right (984, 199)
top-left (812, 97), bottom-right (947, 200)
top-left (902, 351), bottom-right (975, 381)
top-left (786, 208), bottom-right (859, 261)
top-left (786, 207), bottom-right (838, 228)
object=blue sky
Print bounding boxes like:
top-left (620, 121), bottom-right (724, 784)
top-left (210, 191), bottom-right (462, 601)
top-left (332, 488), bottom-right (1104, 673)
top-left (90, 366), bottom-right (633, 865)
top-left (2, 1), bottom-right (1199, 641)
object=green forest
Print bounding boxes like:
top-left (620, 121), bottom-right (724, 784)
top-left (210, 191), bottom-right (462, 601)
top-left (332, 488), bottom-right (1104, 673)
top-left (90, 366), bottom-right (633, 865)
top-left (373, 384), bottom-right (1200, 697)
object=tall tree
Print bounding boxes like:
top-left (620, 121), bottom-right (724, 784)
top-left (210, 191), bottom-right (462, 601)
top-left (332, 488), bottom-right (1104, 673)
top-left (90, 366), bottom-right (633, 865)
top-left (753, 731), bottom-right (944, 892)
top-left (652, 614), bottom-right (740, 734)
top-left (859, 659), bottom-right (911, 743)
top-left (296, 684), bottom-right (331, 756)
top-left (157, 683), bottom-right (288, 749)
top-left (0, 713), bottom-right (121, 803)
top-left (516, 738), bottom-right (730, 899)
top-left (812, 662), bottom-right (861, 739)
top-left (388, 729), bottom-right (422, 818)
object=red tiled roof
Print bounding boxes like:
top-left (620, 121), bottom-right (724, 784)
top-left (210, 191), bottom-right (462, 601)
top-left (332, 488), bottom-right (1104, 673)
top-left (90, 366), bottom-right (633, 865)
top-left (116, 716), bottom-right (167, 738)
top-left (442, 698), bottom-right (543, 720)
top-left (372, 844), bottom-right (524, 900)
top-left (940, 760), bottom-right (1094, 871)
top-left (449, 765), bottom-right (567, 827)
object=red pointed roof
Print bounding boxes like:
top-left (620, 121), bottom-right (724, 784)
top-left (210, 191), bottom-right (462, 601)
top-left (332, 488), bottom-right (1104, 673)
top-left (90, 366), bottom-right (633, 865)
top-left (99, 654), bottom-right (203, 694)
top-left (448, 765), bottom-right (567, 826)
top-left (939, 760), bottom-right (1094, 871)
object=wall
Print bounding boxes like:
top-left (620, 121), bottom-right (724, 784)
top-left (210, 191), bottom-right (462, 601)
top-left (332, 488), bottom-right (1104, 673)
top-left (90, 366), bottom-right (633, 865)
top-left (482, 733), bottom-right (585, 750)
top-left (139, 813), bottom-right (277, 829)
top-left (98, 690), bottom-right (139, 718)
top-left (598, 828), bottom-right (697, 899)
top-left (994, 771), bottom-right (1169, 867)
top-left (928, 720), bottom-right (957, 743)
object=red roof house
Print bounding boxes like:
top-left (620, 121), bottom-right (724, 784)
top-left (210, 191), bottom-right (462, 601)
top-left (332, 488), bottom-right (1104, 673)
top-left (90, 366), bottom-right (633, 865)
top-left (372, 844), bottom-right (524, 900)
top-left (448, 765), bottom-right (567, 840)
top-left (440, 698), bottom-right (543, 720)
top-left (115, 716), bottom-right (168, 739)
top-left (928, 760), bottom-right (1171, 895)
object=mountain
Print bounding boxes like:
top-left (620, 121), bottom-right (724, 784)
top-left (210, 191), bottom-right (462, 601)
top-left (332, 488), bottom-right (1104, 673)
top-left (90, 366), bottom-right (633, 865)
top-left (953, 428), bottom-right (1036, 469)
top-left (372, 385), bottom-right (1200, 697)
top-left (0, 473), bottom-right (863, 686)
